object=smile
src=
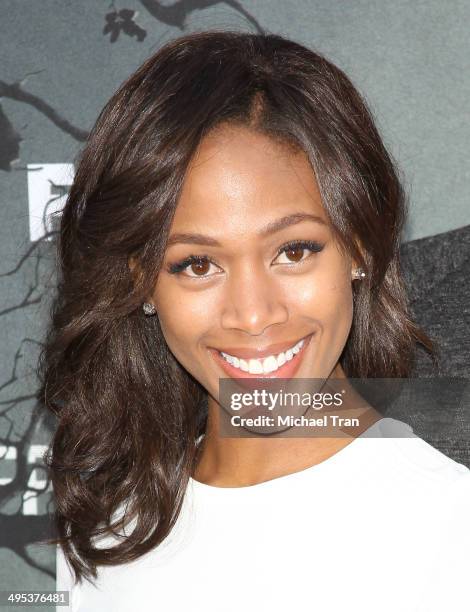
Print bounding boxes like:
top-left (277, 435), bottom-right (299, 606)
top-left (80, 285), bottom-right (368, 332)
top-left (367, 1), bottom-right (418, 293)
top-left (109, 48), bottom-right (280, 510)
top-left (220, 337), bottom-right (305, 374)
top-left (209, 333), bottom-right (314, 380)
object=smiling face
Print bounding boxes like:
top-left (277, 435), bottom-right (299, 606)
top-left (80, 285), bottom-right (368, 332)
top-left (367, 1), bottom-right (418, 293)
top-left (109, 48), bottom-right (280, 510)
top-left (150, 124), bottom-right (357, 403)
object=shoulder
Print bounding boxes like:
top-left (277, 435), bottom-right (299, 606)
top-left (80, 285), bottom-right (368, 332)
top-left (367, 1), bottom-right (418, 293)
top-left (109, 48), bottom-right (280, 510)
top-left (373, 417), bottom-right (470, 499)
top-left (382, 417), bottom-right (469, 473)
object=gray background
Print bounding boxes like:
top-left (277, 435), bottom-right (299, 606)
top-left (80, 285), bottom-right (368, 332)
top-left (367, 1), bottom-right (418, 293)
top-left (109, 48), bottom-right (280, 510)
top-left (1, 0), bottom-right (469, 606)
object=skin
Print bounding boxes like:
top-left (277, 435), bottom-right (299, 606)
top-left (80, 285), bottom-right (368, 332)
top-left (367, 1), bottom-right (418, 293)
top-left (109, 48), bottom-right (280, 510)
top-left (140, 124), bottom-right (380, 487)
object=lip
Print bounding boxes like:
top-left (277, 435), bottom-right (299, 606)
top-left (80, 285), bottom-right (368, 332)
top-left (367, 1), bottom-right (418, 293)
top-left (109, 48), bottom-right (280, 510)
top-left (208, 332), bottom-right (314, 387)
top-left (212, 335), bottom-right (312, 360)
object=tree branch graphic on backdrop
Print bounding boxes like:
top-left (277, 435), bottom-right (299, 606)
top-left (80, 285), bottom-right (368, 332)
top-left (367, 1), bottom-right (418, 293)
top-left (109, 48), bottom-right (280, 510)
top-left (104, 0), bottom-right (264, 40)
top-left (138, 0), bottom-right (264, 33)
top-left (0, 205), bottom-right (61, 579)
top-left (0, 72), bottom-right (87, 172)
top-left (0, 337), bottom-right (55, 579)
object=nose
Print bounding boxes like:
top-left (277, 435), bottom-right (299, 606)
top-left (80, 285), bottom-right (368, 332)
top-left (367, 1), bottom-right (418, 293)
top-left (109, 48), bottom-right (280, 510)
top-left (220, 261), bottom-right (289, 335)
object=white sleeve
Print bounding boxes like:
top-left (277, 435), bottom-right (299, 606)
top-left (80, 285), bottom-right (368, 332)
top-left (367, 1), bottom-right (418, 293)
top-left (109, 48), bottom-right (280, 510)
top-left (56, 544), bottom-right (81, 612)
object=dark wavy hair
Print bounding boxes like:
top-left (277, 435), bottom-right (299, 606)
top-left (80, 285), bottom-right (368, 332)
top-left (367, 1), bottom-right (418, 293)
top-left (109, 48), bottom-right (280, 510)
top-left (37, 29), bottom-right (435, 584)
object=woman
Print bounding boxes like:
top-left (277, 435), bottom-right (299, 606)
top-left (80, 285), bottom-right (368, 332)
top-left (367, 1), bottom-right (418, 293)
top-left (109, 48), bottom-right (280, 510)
top-left (38, 30), bottom-right (470, 611)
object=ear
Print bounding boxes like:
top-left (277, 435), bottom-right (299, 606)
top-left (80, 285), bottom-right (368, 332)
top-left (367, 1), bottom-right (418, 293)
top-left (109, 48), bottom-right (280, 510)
top-left (351, 239), bottom-right (365, 273)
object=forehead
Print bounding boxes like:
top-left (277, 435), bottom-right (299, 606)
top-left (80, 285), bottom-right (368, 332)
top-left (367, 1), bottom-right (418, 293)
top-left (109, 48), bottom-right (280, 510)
top-left (170, 125), bottom-right (327, 235)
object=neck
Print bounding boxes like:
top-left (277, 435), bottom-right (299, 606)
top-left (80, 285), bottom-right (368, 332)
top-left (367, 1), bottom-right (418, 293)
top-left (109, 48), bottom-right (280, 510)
top-left (193, 364), bottom-right (382, 487)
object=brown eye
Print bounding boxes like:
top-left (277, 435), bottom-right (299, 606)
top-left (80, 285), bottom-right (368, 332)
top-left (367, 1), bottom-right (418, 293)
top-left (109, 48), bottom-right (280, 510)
top-left (167, 255), bottom-right (219, 277)
top-left (285, 247), bottom-right (305, 262)
top-left (190, 259), bottom-right (210, 275)
top-left (275, 240), bottom-right (324, 266)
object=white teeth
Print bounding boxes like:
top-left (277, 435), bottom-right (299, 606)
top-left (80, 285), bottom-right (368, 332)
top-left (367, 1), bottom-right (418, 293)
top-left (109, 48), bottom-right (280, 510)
top-left (248, 359), bottom-right (264, 374)
top-left (220, 337), bottom-right (306, 373)
top-left (262, 355), bottom-right (278, 374)
top-left (239, 359), bottom-right (249, 372)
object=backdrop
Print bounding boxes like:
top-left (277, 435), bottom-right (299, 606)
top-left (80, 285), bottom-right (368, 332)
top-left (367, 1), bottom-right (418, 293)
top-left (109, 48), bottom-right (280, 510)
top-left (1, 1), bottom-right (469, 608)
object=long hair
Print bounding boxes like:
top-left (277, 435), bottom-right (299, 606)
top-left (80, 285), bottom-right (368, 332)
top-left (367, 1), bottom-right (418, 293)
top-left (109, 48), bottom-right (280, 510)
top-left (37, 29), bottom-right (435, 584)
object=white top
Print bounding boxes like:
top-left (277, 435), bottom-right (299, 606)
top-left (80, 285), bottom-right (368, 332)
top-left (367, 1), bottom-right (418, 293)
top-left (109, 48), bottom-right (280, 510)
top-left (56, 417), bottom-right (470, 612)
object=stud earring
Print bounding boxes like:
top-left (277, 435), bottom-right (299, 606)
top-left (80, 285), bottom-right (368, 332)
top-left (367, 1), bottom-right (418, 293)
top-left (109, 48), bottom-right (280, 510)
top-left (352, 268), bottom-right (366, 280)
top-left (142, 302), bottom-right (157, 316)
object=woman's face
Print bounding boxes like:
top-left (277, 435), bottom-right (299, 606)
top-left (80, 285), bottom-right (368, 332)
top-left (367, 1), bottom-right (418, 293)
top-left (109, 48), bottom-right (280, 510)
top-left (150, 125), bottom-right (356, 401)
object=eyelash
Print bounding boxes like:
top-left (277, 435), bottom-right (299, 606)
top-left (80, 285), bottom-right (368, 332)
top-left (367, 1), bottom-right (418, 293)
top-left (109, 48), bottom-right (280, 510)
top-left (166, 239), bottom-right (324, 278)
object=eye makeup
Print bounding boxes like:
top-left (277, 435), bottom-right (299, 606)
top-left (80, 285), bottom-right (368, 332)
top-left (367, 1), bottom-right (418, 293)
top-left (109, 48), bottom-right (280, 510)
top-left (166, 239), bottom-right (325, 277)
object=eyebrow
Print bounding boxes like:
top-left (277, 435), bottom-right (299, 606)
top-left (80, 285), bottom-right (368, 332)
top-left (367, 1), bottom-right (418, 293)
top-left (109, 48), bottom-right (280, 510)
top-left (166, 213), bottom-right (327, 248)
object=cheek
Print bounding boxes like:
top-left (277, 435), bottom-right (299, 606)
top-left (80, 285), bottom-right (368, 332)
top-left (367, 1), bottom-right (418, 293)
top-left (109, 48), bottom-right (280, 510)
top-left (321, 281), bottom-right (354, 349)
top-left (294, 270), bottom-right (353, 338)
top-left (152, 276), bottom-right (215, 345)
